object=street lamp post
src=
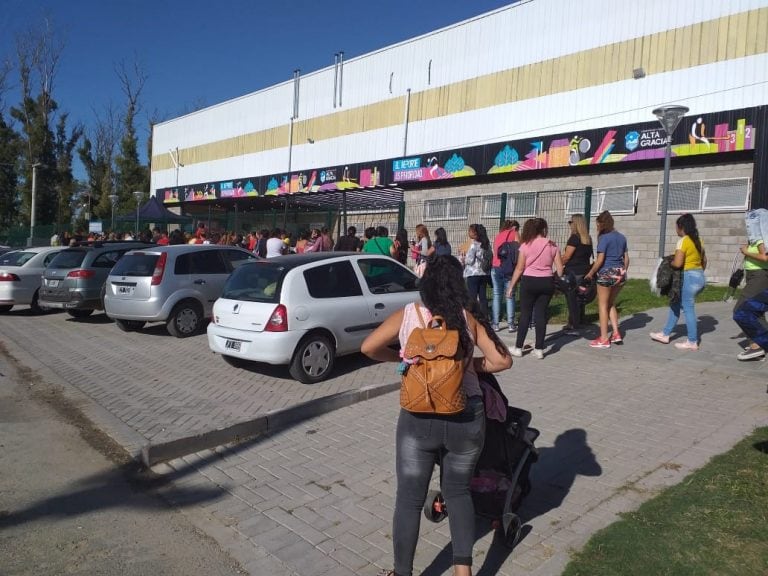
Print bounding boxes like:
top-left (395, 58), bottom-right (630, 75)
top-left (109, 193), bottom-right (119, 232)
top-left (133, 190), bottom-right (143, 237)
top-left (653, 105), bottom-right (689, 258)
top-left (28, 162), bottom-right (42, 247)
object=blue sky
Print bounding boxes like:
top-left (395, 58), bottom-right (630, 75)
top-left (1, 0), bottom-right (515, 177)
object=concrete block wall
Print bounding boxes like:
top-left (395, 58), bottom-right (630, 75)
top-left (403, 161), bottom-right (754, 284)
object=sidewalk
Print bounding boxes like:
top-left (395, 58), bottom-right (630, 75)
top-left (151, 301), bottom-right (768, 575)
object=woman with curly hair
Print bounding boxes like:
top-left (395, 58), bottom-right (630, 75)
top-left (650, 213), bottom-right (706, 350)
top-left (361, 255), bottom-right (512, 576)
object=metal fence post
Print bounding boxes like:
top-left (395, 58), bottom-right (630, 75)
top-left (584, 186), bottom-right (593, 232)
top-left (499, 192), bottom-right (508, 229)
top-left (397, 201), bottom-right (405, 232)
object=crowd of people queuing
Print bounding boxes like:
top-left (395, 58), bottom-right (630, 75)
top-left (51, 212), bottom-right (767, 363)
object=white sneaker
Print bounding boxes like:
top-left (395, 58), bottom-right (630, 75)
top-left (508, 346), bottom-right (523, 357)
top-left (532, 348), bottom-right (544, 359)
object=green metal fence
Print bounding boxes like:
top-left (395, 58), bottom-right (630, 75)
top-left (402, 187), bottom-right (593, 250)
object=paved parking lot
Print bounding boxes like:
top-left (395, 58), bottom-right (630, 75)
top-left (2, 302), bottom-right (767, 575)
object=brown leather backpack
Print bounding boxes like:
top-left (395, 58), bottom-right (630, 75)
top-left (400, 304), bottom-right (466, 415)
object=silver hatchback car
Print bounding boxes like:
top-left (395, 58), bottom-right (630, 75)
top-left (104, 244), bottom-right (257, 337)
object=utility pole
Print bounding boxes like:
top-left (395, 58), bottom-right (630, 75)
top-left (28, 163), bottom-right (42, 247)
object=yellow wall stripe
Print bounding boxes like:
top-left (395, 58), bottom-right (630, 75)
top-left (152, 8), bottom-right (768, 173)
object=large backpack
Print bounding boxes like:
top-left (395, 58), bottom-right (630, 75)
top-left (400, 304), bottom-right (466, 415)
top-left (497, 234), bottom-right (519, 277)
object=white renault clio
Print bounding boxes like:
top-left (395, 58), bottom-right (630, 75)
top-left (207, 252), bottom-right (420, 383)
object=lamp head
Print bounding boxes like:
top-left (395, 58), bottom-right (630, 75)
top-left (652, 105), bottom-right (689, 134)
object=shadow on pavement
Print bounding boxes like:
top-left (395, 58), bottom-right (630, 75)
top-left (0, 461), bottom-right (224, 529)
top-left (64, 312), bottom-right (113, 325)
top-left (420, 428), bottom-right (601, 576)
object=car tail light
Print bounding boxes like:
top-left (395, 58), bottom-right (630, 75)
top-left (0, 272), bottom-right (20, 281)
top-left (265, 304), bottom-right (288, 332)
top-left (66, 269), bottom-right (96, 279)
top-left (151, 252), bottom-right (168, 286)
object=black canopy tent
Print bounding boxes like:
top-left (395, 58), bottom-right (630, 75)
top-left (115, 196), bottom-right (192, 227)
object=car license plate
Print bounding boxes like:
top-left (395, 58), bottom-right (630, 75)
top-left (225, 339), bottom-right (241, 352)
top-left (47, 279), bottom-right (59, 287)
top-left (118, 286), bottom-right (134, 295)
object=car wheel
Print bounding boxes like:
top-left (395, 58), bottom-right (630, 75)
top-left (0, 304), bottom-right (12, 314)
top-left (29, 291), bottom-right (43, 314)
top-left (289, 333), bottom-right (335, 384)
top-left (114, 318), bottom-right (146, 332)
top-left (166, 301), bottom-right (202, 338)
top-left (222, 354), bottom-right (251, 369)
top-left (67, 309), bottom-right (94, 318)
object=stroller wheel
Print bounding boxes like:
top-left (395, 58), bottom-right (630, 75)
top-left (501, 512), bottom-right (523, 548)
top-left (423, 490), bottom-right (447, 523)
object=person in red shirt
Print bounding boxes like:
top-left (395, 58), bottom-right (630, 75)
top-left (156, 231), bottom-right (170, 245)
top-left (491, 220), bottom-right (520, 332)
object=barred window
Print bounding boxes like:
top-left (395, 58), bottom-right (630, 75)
top-left (483, 195), bottom-right (502, 218)
top-left (658, 178), bottom-right (750, 213)
top-left (597, 185), bottom-right (636, 215)
top-left (424, 197), bottom-right (468, 221)
top-left (506, 192), bottom-right (537, 218)
top-left (565, 190), bottom-right (586, 215)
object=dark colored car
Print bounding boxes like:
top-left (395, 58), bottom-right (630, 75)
top-left (39, 241), bottom-right (153, 317)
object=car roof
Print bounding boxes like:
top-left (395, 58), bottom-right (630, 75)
top-left (125, 244), bottom-right (254, 255)
top-left (240, 252), bottom-right (386, 271)
top-left (4, 246), bottom-right (61, 254)
top-left (62, 241), bottom-right (153, 251)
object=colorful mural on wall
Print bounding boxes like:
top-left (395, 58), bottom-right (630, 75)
top-left (158, 107), bottom-right (757, 204)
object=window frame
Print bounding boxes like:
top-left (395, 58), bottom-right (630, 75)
top-left (656, 177), bottom-right (750, 214)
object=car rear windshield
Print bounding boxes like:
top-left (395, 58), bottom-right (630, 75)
top-left (221, 262), bottom-right (284, 303)
top-left (110, 253), bottom-right (161, 277)
top-left (48, 250), bottom-right (87, 269)
top-left (0, 251), bottom-right (35, 267)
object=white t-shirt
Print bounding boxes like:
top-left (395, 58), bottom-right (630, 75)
top-left (266, 237), bottom-right (285, 258)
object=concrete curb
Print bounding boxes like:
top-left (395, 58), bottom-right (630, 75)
top-left (141, 381), bottom-right (400, 468)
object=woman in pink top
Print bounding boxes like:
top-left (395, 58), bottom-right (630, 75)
top-left (506, 218), bottom-right (563, 359)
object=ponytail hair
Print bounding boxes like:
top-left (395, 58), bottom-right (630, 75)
top-left (676, 213), bottom-right (703, 256)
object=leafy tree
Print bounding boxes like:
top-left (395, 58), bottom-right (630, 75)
top-left (113, 60), bottom-right (148, 210)
top-left (0, 58), bottom-right (20, 231)
top-left (78, 103), bottom-right (119, 223)
top-left (10, 19), bottom-right (80, 232)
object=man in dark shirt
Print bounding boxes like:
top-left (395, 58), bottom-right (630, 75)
top-left (334, 226), bottom-right (361, 252)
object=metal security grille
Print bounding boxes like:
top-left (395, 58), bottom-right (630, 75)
top-left (658, 177), bottom-right (750, 213)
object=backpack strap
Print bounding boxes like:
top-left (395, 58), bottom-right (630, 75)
top-left (414, 302), bottom-right (427, 328)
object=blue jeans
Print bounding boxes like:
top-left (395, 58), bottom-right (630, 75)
top-left (662, 269), bottom-right (706, 343)
top-left (491, 267), bottom-right (515, 327)
top-left (393, 397), bottom-right (485, 575)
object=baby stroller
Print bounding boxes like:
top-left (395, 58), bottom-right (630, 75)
top-left (422, 373), bottom-right (539, 548)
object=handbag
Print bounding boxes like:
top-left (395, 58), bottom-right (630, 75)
top-left (400, 304), bottom-right (466, 415)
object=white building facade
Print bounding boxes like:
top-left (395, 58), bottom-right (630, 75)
top-left (150, 0), bottom-right (768, 281)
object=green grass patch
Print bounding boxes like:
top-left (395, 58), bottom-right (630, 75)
top-left (544, 279), bottom-right (730, 325)
top-left (562, 427), bottom-right (768, 576)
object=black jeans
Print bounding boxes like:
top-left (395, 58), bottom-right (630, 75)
top-left (515, 275), bottom-right (554, 350)
top-left (392, 396), bottom-right (485, 576)
top-left (564, 273), bottom-right (586, 327)
top-left (466, 275), bottom-right (490, 318)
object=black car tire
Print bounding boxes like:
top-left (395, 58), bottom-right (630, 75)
top-left (289, 333), bottom-right (335, 384)
top-left (166, 301), bottom-right (203, 338)
top-left (67, 309), bottom-right (94, 318)
top-left (29, 290), bottom-right (43, 314)
top-left (0, 304), bottom-right (12, 314)
top-left (114, 318), bottom-right (146, 332)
